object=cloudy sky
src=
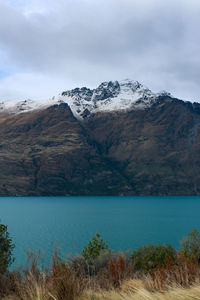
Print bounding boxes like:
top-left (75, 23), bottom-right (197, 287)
top-left (0, 0), bottom-right (199, 101)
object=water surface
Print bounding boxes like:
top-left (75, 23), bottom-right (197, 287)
top-left (0, 196), bottom-right (200, 266)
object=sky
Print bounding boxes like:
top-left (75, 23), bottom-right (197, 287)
top-left (0, 0), bottom-right (200, 101)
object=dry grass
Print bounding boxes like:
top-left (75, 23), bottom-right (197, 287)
top-left (3, 282), bottom-right (200, 300)
top-left (2, 251), bottom-right (200, 300)
top-left (2, 274), bottom-right (200, 300)
top-left (80, 281), bottom-right (200, 300)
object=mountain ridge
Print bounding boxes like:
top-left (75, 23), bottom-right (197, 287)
top-left (0, 81), bottom-right (199, 195)
top-left (0, 79), bottom-right (160, 119)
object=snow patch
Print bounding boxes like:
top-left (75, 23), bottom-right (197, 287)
top-left (0, 79), bottom-right (159, 119)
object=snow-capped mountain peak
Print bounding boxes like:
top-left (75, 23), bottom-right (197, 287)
top-left (0, 79), bottom-right (159, 119)
top-left (57, 79), bottom-right (157, 118)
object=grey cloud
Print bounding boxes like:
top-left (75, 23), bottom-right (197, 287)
top-left (0, 0), bottom-right (200, 101)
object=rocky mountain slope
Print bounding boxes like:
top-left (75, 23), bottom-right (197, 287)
top-left (0, 80), bottom-right (199, 195)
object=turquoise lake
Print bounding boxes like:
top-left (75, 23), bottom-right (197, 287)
top-left (1, 196), bottom-right (200, 267)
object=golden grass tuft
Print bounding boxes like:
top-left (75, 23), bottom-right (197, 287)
top-left (3, 279), bottom-right (200, 300)
top-left (79, 282), bottom-right (200, 300)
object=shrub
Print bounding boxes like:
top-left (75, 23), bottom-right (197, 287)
top-left (72, 251), bottom-right (118, 278)
top-left (71, 255), bottom-right (88, 276)
top-left (180, 229), bottom-right (200, 262)
top-left (50, 261), bottom-right (83, 300)
top-left (109, 254), bottom-right (126, 287)
top-left (0, 222), bottom-right (15, 273)
top-left (82, 233), bottom-right (109, 263)
top-left (131, 243), bottom-right (176, 271)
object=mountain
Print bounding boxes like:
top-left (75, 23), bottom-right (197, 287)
top-left (0, 80), bottom-right (200, 195)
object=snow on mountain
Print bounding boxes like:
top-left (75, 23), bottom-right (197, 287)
top-left (0, 79), bottom-right (159, 119)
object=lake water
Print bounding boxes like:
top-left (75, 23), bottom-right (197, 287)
top-left (1, 196), bottom-right (200, 267)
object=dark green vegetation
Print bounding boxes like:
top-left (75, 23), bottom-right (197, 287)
top-left (180, 229), bottom-right (200, 262)
top-left (0, 95), bottom-right (200, 195)
top-left (131, 244), bottom-right (176, 271)
top-left (82, 232), bottom-right (109, 262)
top-left (0, 222), bottom-right (14, 273)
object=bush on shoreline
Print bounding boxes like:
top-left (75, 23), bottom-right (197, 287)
top-left (131, 243), bottom-right (177, 271)
top-left (82, 233), bottom-right (109, 262)
top-left (180, 229), bottom-right (200, 262)
top-left (0, 222), bottom-right (15, 274)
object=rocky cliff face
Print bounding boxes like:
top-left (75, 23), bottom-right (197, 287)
top-left (0, 103), bottom-right (131, 195)
top-left (0, 81), bottom-right (200, 195)
top-left (84, 96), bottom-right (200, 195)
